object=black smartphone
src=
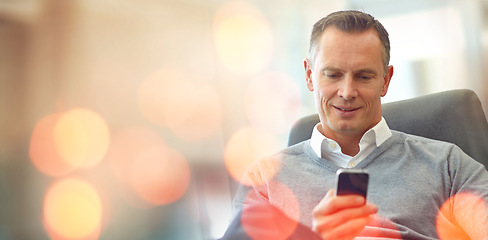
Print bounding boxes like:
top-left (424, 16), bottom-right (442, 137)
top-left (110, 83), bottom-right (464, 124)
top-left (335, 169), bottom-right (369, 199)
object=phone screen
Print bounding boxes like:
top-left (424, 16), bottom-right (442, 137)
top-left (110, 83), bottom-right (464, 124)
top-left (336, 169), bottom-right (369, 198)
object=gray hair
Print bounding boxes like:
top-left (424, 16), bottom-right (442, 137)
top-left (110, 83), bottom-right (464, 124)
top-left (309, 10), bottom-right (390, 70)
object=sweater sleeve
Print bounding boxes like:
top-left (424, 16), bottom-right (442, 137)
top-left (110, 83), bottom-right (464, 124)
top-left (439, 145), bottom-right (488, 239)
top-left (231, 160), bottom-right (271, 218)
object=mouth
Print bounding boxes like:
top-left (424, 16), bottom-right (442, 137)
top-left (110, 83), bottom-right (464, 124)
top-left (334, 106), bottom-right (361, 112)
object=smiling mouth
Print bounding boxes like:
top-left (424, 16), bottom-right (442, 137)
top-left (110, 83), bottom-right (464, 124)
top-left (334, 106), bottom-right (360, 112)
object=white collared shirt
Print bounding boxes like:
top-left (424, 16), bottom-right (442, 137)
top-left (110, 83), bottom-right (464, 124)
top-left (309, 117), bottom-right (392, 168)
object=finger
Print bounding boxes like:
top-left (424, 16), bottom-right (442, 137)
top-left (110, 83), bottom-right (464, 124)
top-left (314, 203), bottom-right (377, 231)
top-left (326, 188), bottom-right (335, 197)
top-left (314, 194), bottom-right (367, 216)
top-left (313, 189), bottom-right (335, 214)
top-left (320, 215), bottom-right (375, 240)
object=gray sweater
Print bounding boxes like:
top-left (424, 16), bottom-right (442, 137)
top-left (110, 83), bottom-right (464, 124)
top-left (233, 130), bottom-right (488, 239)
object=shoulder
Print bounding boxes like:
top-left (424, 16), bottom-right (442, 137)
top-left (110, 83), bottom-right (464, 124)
top-left (280, 140), bottom-right (311, 156)
top-left (389, 130), bottom-right (456, 149)
top-left (387, 131), bottom-right (481, 167)
top-left (255, 140), bottom-right (312, 167)
top-left (379, 131), bottom-right (461, 165)
top-left (245, 141), bottom-right (314, 176)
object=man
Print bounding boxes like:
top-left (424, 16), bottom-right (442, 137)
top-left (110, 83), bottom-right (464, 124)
top-left (227, 10), bottom-right (488, 239)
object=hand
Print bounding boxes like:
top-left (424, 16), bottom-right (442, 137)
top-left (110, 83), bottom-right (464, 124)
top-left (312, 189), bottom-right (378, 240)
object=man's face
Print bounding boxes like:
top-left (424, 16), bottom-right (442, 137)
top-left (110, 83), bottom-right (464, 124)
top-left (304, 27), bottom-right (393, 139)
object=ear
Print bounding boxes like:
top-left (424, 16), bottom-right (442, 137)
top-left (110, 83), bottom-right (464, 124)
top-left (380, 65), bottom-right (393, 97)
top-left (304, 58), bottom-right (314, 91)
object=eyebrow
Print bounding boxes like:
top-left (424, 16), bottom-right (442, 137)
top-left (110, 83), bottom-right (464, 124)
top-left (321, 67), bottom-right (378, 75)
top-left (320, 67), bottom-right (342, 73)
top-left (355, 69), bottom-right (377, 75)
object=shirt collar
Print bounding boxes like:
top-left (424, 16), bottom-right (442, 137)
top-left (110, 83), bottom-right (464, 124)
top-left (309, 117), bottom-right (392, 158)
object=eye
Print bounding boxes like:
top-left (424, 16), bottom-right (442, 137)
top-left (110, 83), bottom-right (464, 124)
top-left (325, 72), bottom-right (342, 79)
top-left (356, 74), bottom-right (374, 80)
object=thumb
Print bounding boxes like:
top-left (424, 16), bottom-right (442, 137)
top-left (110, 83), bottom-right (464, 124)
top-left (326, 189), bottom-right (335, 198)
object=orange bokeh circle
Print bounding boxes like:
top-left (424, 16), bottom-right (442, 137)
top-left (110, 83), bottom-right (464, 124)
top-left (224, 126), bottom-right (280, 186)
top-left (213, 1), bottom-right (273, 74)
top-left (242, 181), bottom-right (300, 240)
top-left (137, 68), bottom-right (222, 141)
top-left (30, 113), bottom-right (77, 176)
top-left (130, 146), bottom-right (191, 206)
top-left (44, 178), bottom-right (102, 240)
top-left (106, 126), bottom-right (191, 206)
top-left (29, 109), bottom-right (110, 177)
top-left (53, 108), bottom-right (110, 169)
top-left (437, 192), bottom-right (488, 239)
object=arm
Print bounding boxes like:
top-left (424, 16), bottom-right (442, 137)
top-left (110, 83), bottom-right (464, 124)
top-left (439, 146), bottom-right (488, 239)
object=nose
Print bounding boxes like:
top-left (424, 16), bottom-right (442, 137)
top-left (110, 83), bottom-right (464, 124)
top-left (338, 77), bottom-right (358, 101)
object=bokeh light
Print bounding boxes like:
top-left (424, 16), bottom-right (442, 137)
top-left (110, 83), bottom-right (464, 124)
top-left (213, 1), bottom-right (273, 74)
top-left (245, 72), bottom-right (302, 134)
top-left (137, 68), bottom-right (222, 141)
top-left (106, 126), bottom-right (191, 206)
top-left (437, 192), bottom-right (488, 239)
top-left (242, 181), bottom-right (300, 240)
top-left (3, 1), bottom-right (487, 239)
top-left (53, 108), bottom-right (110, 169)
top-left (224, 126), bottom-right (281, 186)
top-left (44, 178), bottom-right (102, 240)
top-left (131, 146), bottom-right (191, 206)
top-left (30, 113), bottom-right (77, 176)
top-left (106, 126), bottom-right (166, 207)
top-left (30, 109), bottom-right (109, 176)
top-left (107, 126), bottom-right (166, 185)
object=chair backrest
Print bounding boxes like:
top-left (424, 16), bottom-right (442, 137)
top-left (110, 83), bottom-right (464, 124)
top-left (287, 89), bottom-right (488, 169)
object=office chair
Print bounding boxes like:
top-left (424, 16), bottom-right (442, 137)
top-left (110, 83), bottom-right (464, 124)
top-left (287, 89), bottom-right (488, 169)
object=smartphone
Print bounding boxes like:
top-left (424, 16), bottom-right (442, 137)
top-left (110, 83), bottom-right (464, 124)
top-left (335, 169), bottom-right (369, 199)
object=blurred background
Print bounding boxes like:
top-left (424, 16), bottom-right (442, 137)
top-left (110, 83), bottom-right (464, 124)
top-left (0, 0), bottom-right (487, 239)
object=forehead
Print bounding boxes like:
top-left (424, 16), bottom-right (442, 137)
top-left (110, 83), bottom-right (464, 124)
top-left (315, 27), bottom-right (384, 70)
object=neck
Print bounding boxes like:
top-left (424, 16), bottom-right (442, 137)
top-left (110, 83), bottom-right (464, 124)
top-left (319, 125), bottom-right (363, 157)
top-left (335, 135), bottom-right (361, 156)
